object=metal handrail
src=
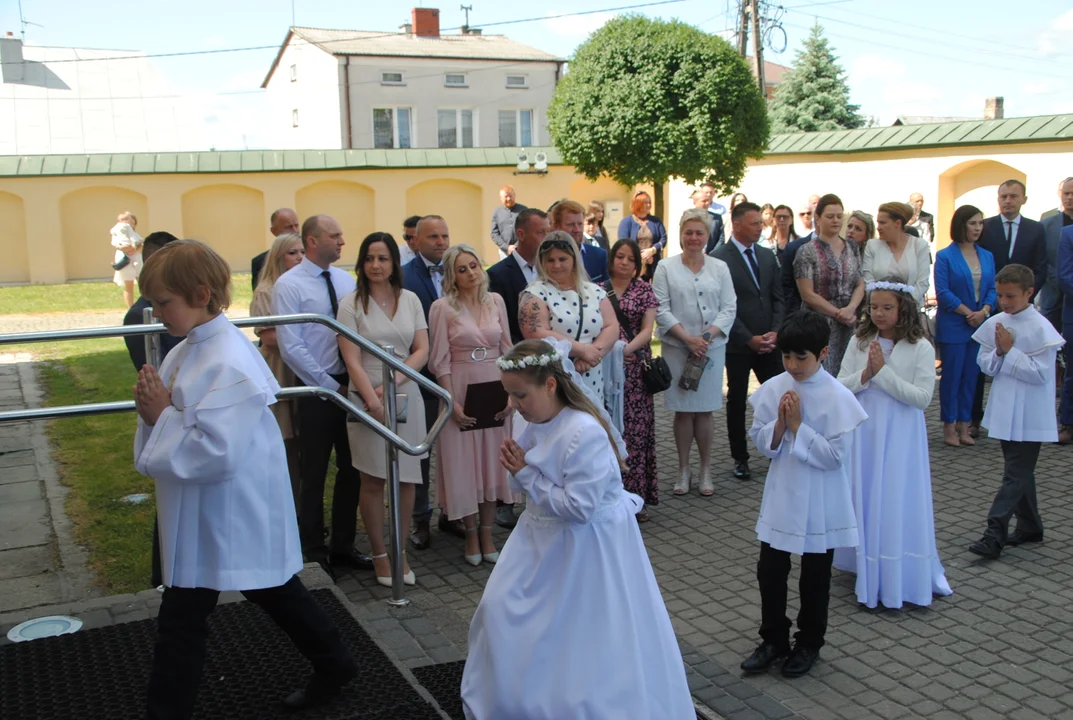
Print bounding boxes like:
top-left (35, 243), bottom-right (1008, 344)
top-left (0, 313), bottom-right (453, 607)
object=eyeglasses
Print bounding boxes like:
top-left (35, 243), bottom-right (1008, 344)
top-left (403, 234), bottom-right (414, 241)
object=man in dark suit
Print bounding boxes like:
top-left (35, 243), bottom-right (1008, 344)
top-left (712, 202), bottom-right (785, 480)
top-left (550, 199), bottom-right (607, 282)
top-left (1058, 224), bottom-right (1073, 444)
top-left (488, 208), bottom-right (548, 344)
top-left (1037, 177), bottom-right (1073, 331)
top-left (970, 179), bottom-right (1049, 435)
top-left (693, 183), bottom-right (726, 254)
top-left (401, 215), bottom-right (465, 548)
top-left (251, 208), bottom-right (300, 290)
top-left (909, 192), bottom-right (935, 247)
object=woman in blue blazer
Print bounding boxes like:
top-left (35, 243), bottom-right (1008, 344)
top-left (617, 191), bottom-right (667, 281)
top-left (934, 205), bottom-right (996, 447)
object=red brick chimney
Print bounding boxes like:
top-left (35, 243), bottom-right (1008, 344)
top-left (412, 8), bottom-right (440, 38)
top-left (984, 96), bottom-right (1004, 121)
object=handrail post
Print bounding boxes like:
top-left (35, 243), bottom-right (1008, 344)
top-left (142, 307), bottom-right (162, 369)
top-left (380, 344), bottom-right (409, 607)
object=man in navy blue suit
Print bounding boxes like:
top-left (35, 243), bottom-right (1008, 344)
top-left (970, 179), bottom-right (1049, 436)
top-left (401, 215), bottom-right (465, 549)
top-left (549, 199), bottom-right (607, 282)
top-left (1058, 224), bottom-right (1073, 444)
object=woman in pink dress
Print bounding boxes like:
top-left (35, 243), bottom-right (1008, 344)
top-left (429, 244), bottom-right (515, 566)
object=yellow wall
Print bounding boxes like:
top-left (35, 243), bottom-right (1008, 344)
top-left (0, 165), bottom-right (637, 284)
top-left (0, 191), bottom-right (29, 283)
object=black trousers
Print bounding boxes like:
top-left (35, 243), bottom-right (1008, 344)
top-left (145, 575), bottom-right (356, 720)
top-left (725, 350), bottom-right (784, 462)
top-left (984, 440), bottom-right (1044, 545)
top-left (757, 542), bottom-right (835, 650)
top-left (412, 385), bottom-right (439, 523)
top-left (297, 378), bottom-right (361, 558)
top-left (971, 373), bottom-right (987, 425)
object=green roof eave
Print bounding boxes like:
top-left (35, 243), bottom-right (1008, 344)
top-left (764, 113), bottom-right (1073, 156)
top-left (0, 146), bottom-right (565, 178)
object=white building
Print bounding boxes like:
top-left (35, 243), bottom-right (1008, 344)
top-left (0, 33), bottom-right (203, 155)
top-left (261, 8), bottom-right (565, 151)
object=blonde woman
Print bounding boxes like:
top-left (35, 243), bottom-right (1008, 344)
top-left (428, 244), bottom-right (514, 565)
top-left (251, 232), bottom-right (305, 506)
top-left (518, 231), bottom-right (619, 404)
top-left (111, 211), bottom-right (144, 307)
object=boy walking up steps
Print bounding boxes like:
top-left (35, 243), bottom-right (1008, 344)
top-left (741, 311), bottom-right (867, 678)
top-left (968, 263), bottom-right (1065, 560)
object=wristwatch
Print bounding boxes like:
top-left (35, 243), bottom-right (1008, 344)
top-left (702, 331), bottom-right (712, 342)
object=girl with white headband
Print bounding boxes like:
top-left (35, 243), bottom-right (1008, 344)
top-left (835, 280), bottom-right (953, 608)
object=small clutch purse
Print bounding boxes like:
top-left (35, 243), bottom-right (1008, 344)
top-left (112, 255), bottom-right (131, 271)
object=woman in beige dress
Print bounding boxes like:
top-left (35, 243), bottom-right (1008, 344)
top-left (428, 244), bottom-right (514, 565)
top-left (250, 232), bottom-right (304, 506)
top-left (338, 232), bottom-right (429, 587)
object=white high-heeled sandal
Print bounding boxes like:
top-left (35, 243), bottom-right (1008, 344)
top-left (372, 552), bottom-right (416, 587)
top-left (464, 527), bottom-right (482, 566)
top-left (698, 467), bottom-right (714, 496)
top-left (479, 525), bottom-right (499, 564)
top-left (673, 468), bottom-right (691, 496)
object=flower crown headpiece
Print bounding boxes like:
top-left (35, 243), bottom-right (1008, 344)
top-left (496, 348), bottom-right (563, 371)
top-left (866, 280), bottom-right (915, 296)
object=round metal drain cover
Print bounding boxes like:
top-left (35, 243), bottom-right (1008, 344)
top-left (6, 615), bottom-right (83, 642)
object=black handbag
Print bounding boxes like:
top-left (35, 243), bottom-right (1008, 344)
top-left (605, 283), bottom-right (672, 394)
top-left (112, 254), bottom-right (131, 271)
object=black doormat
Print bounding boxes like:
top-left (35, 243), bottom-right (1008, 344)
top-left (0, 588), bottom-right (440, 720)
top-left (411, 660), bottom-right (466, 720)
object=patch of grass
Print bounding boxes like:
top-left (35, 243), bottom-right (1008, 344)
top-left (37, 344), bottom-right (155, 594)
top-left (0, 274), bottom-right (254, 315)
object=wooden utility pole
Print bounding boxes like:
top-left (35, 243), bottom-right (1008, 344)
top-left (749, 0), bottom-right (766, 94)
top-left (736, 1), bottom-right (749, 57)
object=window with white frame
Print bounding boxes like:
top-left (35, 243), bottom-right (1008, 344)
top-left (498, 109), bottom-right (533, 147)
top-left (292, 109), bottom-right (299, 127)
top-left (380, 71), bottom-right (405, 85)
top-left (437, 109), bottom-right (474, 148)
top-left (444, 72), bottom-right (468, 88)
top-left (505, 74), bottom-right (528, 88)
top-left (289, 64), bottom-right (297, 82)
top-left (373, 107), bottom-right (412, 149)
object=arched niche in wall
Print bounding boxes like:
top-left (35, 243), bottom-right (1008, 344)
top-left (181, 184), bottom-right (266, 275)
top-left (405, 179), bottom-right (485, 261)
top-left (295, 180), bottom-right (375, 269)
top-left (0, 191), bottom-right (30, 283)
top-left (59, 186), bottom-right (149, 281)
top-left (936, 159), bottom-right (1025, 247)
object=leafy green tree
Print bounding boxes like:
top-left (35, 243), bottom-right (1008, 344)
top-left (769, 22), bottom-right (864, 133)
top-left (547, 15), bottom-right (769, 218)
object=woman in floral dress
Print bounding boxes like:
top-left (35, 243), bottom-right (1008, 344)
top-left (606, 240), bottom-right (660, 521)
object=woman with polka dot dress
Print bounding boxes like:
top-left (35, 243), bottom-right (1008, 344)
top-left (518, 231), bottom-right (620, 405)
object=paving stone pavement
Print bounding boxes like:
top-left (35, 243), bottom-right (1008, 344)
top-left (2, 354), bottom-right (1071, 719)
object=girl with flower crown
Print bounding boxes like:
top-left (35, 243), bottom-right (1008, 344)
top-left (461, 339), bottom-right (694, 720)
top-left (834, 280), bottom-right (953, 609)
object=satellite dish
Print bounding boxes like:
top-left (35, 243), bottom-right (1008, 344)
top-left (516, 150), bottom-right (530, 172)
top-left (533, 151), bottom-right (548, 172)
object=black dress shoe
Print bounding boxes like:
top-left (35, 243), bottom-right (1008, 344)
top-left (782, 644), bottom-right (820, 677)
top-left (740, 641), bottom-right (790, 673)
top-left (968, 538), bottom-right (1002, 559)
top-left (281, 671), bottom-right (354, 712)
top-left (734, 461), bottom-right (751, 480)
top-left (438, 514), bottom-right (467, 539)
top-left (1006, 531), bottom-right (1043, 547)
top-left (410, 519), bottom-right (431, 550)
top-left (329, 549), bottom-right (374, 570)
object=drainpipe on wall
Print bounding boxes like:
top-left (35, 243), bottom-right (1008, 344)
top-left (343, 56), bottom-right (353, 149)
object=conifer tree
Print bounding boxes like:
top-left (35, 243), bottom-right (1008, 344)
top-left (769, 23), bottom-right (864, 133)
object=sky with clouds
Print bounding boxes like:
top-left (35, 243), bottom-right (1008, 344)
top-left (2, 0), bottom-right (1070, 150)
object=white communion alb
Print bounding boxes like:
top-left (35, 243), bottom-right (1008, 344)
top-left (972, 306), bottom-right (1065, 442)
top-left (134, 313), bottom-right (302, 591)
top-left (835, 335), bottom-right (953, 608)
top-left (461, 407), bottom-right (693, 720)
top-left (749, 368), bottom-right (866, 555)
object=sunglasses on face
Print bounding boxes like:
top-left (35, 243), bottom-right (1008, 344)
top-left (403, 234), bottom-right (414, 241)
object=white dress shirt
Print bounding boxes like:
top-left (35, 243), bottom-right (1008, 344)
top-left (421, 253), bottom-right (444, 298)
top-left (729, 237), bottom-right (761, 287)
top-left (400, 243), bottom-right (417, 266)
top-left (1002, 215), bottom-right (1021, 257)
top-left (512, 250), bottom-right (538, 284)
top-left (272, 256), bottom-right (357, 392)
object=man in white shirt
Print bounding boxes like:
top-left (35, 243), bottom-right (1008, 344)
top-left (400, 215), bottom-right (420, 266)
top-left (273, 214), bottom-right (370, 576)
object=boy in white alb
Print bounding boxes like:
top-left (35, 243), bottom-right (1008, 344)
top-left (133, 241), bottom-right (356, 720)
top-left (968, 264), bottom-right (1065, 559)
top-left (742, 311), bottom-right (866, 679)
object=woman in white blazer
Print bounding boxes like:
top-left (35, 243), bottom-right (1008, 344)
top-left (862, 202), bottom-right (931, 307)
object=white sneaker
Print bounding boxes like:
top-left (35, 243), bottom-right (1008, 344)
top-left (673, 468), bottom-right (691, 496)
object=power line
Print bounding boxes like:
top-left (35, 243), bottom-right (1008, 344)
top-left (0, 0), bottom-right (687, 67)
